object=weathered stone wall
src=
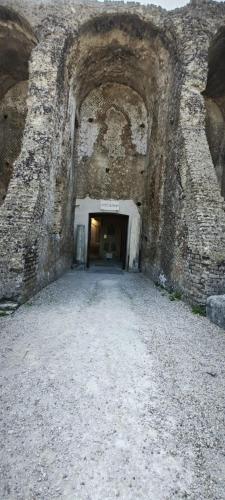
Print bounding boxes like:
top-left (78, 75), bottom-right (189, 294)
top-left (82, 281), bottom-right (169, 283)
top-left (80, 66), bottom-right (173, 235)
top-left (0, 7), bottom-right (74, 301)
top-left (167, 1), bottom-right (225, 303)
top-left (1, 0), bottom-right (225, 304)
top-left (141, 34), bottom-right (181, 287)
top-left (76, 83), bottom-right (147, 202)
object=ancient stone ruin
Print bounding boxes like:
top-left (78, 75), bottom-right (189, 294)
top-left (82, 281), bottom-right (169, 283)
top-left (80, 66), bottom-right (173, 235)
top-left (1, 0), bottom-right (225, 309)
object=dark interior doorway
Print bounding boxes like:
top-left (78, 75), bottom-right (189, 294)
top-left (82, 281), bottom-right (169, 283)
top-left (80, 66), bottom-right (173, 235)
top-left (88, 213), bottom-right (129, 269)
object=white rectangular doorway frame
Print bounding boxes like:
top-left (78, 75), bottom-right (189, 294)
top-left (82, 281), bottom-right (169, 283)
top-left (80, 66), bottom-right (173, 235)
top-left (74, 197), bottom-right (141, 271)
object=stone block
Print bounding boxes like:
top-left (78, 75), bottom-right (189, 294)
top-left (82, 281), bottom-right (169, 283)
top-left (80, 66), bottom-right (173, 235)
top-left (206, 295), bottom-right (225, 329)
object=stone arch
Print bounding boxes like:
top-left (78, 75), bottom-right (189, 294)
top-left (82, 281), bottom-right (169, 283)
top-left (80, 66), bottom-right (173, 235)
top-left (71, 13), bottom-right (174, 112)
top-left (0, 6), bottom-right (37, 206)
top-left (63, 12), bottom-right (180, 276)
top-left (203, 26), bottom-right (225, 199)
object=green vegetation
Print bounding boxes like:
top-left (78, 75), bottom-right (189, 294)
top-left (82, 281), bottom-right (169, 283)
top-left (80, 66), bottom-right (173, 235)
top-left (191, 305), bottom-right (206, 316)
top-left (0, 310), bottom-right (8, 317)
top-left (169, 291), bottom-right (182, 301)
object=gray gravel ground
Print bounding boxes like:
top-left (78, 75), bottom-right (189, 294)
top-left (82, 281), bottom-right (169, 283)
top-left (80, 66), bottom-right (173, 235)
top-left (0, 270), bottom-right (225, 500)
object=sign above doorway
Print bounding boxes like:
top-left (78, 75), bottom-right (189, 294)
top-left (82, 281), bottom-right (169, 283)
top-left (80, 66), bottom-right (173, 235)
top-left (100, 200), bottom-right (120, 212)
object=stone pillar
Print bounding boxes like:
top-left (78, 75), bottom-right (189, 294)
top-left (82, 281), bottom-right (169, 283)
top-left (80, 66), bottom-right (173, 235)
top-left (129, 213), bottom-right (141, 272)
top-left (76, 225), bottom-right (86, 267)
top-left (0, 29), bottom-right (69, 302)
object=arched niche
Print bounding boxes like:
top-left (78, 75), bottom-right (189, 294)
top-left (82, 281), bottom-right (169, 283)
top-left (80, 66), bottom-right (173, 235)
top-left (69, 13), bottom-right (177, 276)
top-left (0, 6), bottom-right (37, 206)
top-left (75, 82), bottom-right (148, 202)
top-left (203, 27), bottom-right (225, 199)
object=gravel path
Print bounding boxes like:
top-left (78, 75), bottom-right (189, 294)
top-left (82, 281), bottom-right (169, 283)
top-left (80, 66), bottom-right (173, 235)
top-left (1, 270), bottom-right (225, 500)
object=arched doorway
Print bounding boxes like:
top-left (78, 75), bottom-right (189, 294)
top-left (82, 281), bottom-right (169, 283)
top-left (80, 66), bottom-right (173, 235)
top-left (88, 213), bottom-right (128, 269)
